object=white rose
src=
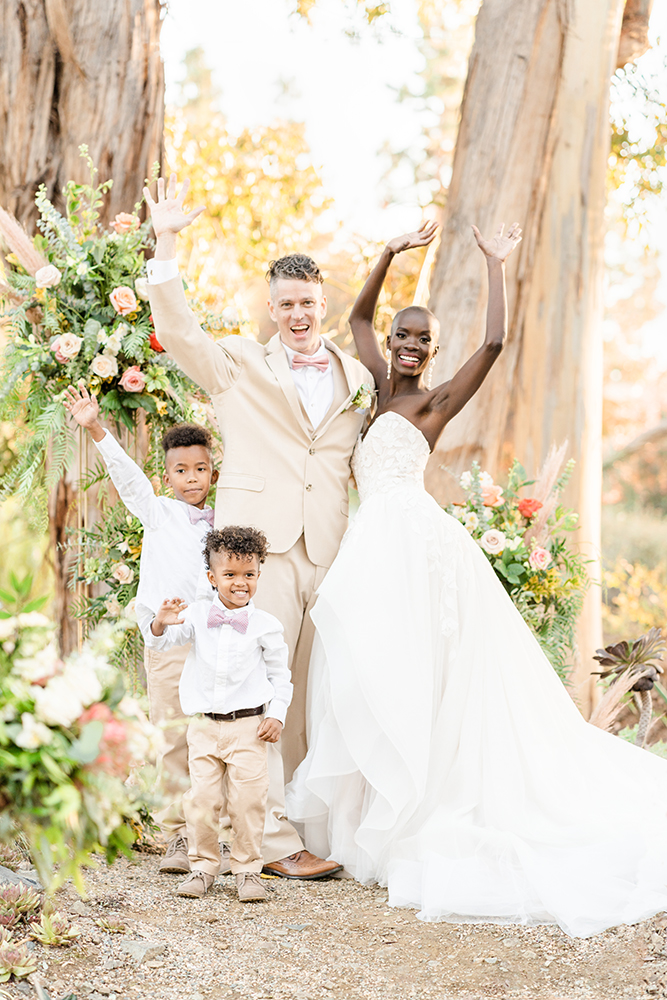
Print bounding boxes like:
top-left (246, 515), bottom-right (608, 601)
top-left (505, 535), bottom-right (523, 552)
top-left (463, 511), bottom-right (479, 533)
top-left (105, 596), bottom-right (122, 618)
top-left (90, 354), bottom-right (119, 379)
top-left (33, 676), bottom-right (84, 728)
top-left (53, 332), bottom-right (84, 360)
top-left (0, 617), bottom-right (17, 641)
top-left (17, 612), bottom-right (51, 629)
top-left (14, 712), bottom-right (53, 750)
top-left (35, 265), bottom-right (62, 288)
top-left (134, 277), bottom-right (150, 301)
top-left (104, 332), bottom-right (123, 356)
top-left (122, 598), bottom-right (138, 623)
top-left (479, 529), bottom-right (506, 555)
top-left (61, 657), bottom-right (103, 708)
top-left (13, 642), bottom-right (60, 683)
top-left (112, 563), bottom-right (134, 585)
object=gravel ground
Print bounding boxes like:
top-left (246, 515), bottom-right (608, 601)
top-left (4, 851), bottom-right (667, 1000)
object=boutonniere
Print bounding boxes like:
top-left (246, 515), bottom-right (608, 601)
top-left (347, 382), bottom-right (375, 412)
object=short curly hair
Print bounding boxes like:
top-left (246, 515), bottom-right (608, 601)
top-left (161, 423), bottom-right (212, 455)
top-left (266, 254), bottom-right (323, 288)
top-left (204, 526), bottom-right (269, 569)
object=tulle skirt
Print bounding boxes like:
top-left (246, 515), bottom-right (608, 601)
top-left (286, 485), bottom-right (667, 938)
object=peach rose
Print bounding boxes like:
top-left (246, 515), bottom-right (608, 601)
top-left (51, 332), bottom-right (82, 363)
top-left (482, 483), bottom-right (504, 507)
top-left (112, 213), bottom-right (139, 234)
top-left (119, 365), bottom-right (146, 393)
top-left (35, 264), bottom-right (62, 288)
top-left (111, 563), bottom-right (134, 585)
top-left (529, 546), bottom-right (552, 571)
top-left (90, 354), bottom-right (118, 379)
top-left (109, 286), bottom-right (138, 316)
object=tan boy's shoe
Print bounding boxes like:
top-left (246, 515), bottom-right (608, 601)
top-left (218, 842), bottom-right (232, 875)
top-left (159, 835), bottom-right (190, 875)
top-left (176, 870), bottom-right (214, 899)
top-left (236, 872), bottom-right (266, 902)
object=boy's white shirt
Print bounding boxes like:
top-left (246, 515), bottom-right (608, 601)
top-left (146, 258), bottom-right (334, 428)
top-left (143, 596), bottom-right (293, 723)
top-left (94, 430), bottom-right (212, 637)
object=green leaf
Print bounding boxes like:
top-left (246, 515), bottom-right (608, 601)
top-left (68, 721), bottom-right (103, 764)
top-left (21, 596), bottom-right (48, 613)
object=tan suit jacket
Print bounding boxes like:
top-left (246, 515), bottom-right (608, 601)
top-left (149, 277), bottom-right (372, 567)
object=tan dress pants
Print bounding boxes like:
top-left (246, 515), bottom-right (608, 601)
top-left (184, 715), bottom-right (268, 875)
top-left (254, 534), bottom-right (329, 783)
top-left (144, 642), bottom-right (304, 862)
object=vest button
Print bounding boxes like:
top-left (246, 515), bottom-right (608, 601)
top-left (305, 484), bottom-right (312, 491)
top-left (309, 447), bottom-right (315, 455)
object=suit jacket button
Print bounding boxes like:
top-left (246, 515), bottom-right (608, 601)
top-left (305, 484), bottom-right (312, 491)
top-left (309, 447), bottom-right (315, 455)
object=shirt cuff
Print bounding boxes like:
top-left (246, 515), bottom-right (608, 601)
top-left (146, 258), bottom-right (180, 285)
top-left (265, 699), bottom-right (289, 726)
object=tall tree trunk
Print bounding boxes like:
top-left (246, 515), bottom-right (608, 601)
top-left (0, 0), bottom-right (165, 229)
top-left (427, 0), bottom-right (628, 715)
top-left (0, 0), bottom-right (165, 651)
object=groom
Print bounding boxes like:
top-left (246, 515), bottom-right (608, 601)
top-left (144, 173), bottom-right (372, 879)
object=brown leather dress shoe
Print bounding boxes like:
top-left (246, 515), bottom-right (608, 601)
top-left (262, 851), bottom-right (343, 880)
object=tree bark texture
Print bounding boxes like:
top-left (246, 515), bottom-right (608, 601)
top-left (0, 0), bottom-right (165, 230)
top-left (617, 0), bottom-right (654, 68)
top-left (427, 0), bottom-right (628, 715)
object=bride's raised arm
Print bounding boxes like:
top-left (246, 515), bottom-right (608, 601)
top-left (428, 223), bottom-right (522, 427)
top-left (349, 221), bottom-right (439, 385)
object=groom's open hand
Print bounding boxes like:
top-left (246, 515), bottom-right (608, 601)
top-left (143, 174), bottom-right (205, 257)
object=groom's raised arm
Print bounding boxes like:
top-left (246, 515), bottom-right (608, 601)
top-left (144, 174), bottom-right (241, 396)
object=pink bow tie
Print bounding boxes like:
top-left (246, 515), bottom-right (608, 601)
top-left (207, 605), bottom-right (249, 634)
top-left (292, 353), bottom-right (330, 372)
top-left (188, 506), bottom-right (214, 527)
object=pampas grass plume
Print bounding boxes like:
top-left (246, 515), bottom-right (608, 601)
top-left (0, 206), bottom-right (48, 276)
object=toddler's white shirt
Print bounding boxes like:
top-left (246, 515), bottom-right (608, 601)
top-left (143, 597), bottom-right (292, 722)
top-left (94, 430), bottom-right (212, 638)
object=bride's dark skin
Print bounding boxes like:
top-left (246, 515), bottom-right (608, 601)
top-left (350, 220), bottom-right (522, 452)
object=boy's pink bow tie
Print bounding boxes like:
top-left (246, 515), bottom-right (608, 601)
top-left (207, 605), bottom-right (249, 633)
top-left (291, 353), bottom-right (330, 372)
top-left (188, 506), bottom-right (214, 527)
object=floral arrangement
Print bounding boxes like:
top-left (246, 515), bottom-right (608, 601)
top-left (447, 449), bottom-right (589, 679)
top-left (0, 147), bottom-right (206, 525)
top-left (0, 574), bottom-right (161, 891)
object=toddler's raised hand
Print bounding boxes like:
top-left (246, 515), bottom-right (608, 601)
top-left (63, 381), bottom-right (100, 428)
top-left (386, 220), bottom-right (439, 256)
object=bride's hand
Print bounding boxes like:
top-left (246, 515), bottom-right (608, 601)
top-left (143, 174), bottom-right (205, 239)
top-left (386, 220), bottom-right (439, 256)
top-left (472, 222), bottom-right (522, 263)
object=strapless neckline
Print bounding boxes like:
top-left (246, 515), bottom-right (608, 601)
top-left (363, 410), bottom-right (431, 454)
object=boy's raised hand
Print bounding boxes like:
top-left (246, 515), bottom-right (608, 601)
top-left (472, 222), bottom-right (522, 263)
top-left (151, 598), bottom-right (188, 636)
top-left (63, 381), bottom-right (101, 430)
top-left (143, 173), bottom-right (205, 239)
top-left (386, 220), bottom-right (439, 256)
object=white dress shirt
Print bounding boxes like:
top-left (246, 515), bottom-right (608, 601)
top-left (94, 430), bottom-right (212, 638)
top-left (143, 597), bottom-right (293, 722)
top-left (146, 258), bottom-right (335, 428)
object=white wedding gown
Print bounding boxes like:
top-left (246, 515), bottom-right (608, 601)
top-left (286, 411), bottom-right (667, 938)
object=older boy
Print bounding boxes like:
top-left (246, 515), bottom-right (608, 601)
top-left (63, 382), bottom-right (218, 873)
top-left (146, 527), bottom-right (292, 902)
top-left (143, 173), bottom-right (373, 879)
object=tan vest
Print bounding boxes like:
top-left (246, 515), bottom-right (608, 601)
top-left (149, 277), bottom-right (372, 567)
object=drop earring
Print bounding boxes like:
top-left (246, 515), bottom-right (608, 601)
top-left (386, 351), bottom-right (392, 381)
top-left (425, 357), bottom-right (436, 390)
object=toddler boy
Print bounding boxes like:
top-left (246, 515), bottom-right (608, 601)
top-left (146, 526), bottom-right (292, 903)
top-left (63, 381), bottom-right (218, 871)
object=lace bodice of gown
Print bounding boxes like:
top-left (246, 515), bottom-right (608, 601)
top-left (352, 412), bottom-right (430, 502)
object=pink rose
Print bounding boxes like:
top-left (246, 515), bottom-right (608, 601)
top-left (119, 365), bottom-right (146, 393)
top-left (109, 286), bottom-right (137, 315)
top-left (51, 332), bottom-right (82, 363)
top-left (529, 546), bottom-right (552, 571)
top-left (482, 483), bottom-right (504, 507)
top-left (111, 213), bottom-right (139, 234)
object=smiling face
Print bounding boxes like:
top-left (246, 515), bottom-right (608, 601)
top-left (268, 278), bottom-right (327, 355)
top-left (207, 551), bottom-right (260, 610)
top-left (387, 307), bottom-right (439, 381)
top-left (163, 444), bottom-right (218, 509)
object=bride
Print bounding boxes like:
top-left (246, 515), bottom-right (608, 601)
top-left (286, 220), bottom-right (667, 938)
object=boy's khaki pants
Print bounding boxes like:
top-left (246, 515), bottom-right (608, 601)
top-left (184, 715), bottom-right (268, 875)
top-left (143, 644), bottom-right (302, 862)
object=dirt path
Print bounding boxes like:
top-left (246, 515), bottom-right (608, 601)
top-left (4, 851), bottom-right (665, 1000)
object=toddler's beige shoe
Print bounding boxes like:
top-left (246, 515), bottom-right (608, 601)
top-left (176, 870), bottom-right (214, 898)
top-left (236, 872), bottom-right (266, 902)
top-left (159, 834), bottom-right (190, 875)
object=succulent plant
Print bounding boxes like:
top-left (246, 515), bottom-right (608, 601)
top-left (592, 627), bottom-right (666, 747)
top-left (0, 845), bottom-right (23, 873)
top-left (94, 916), bottom-right (126, 933)
top-left (28, 911), bottom-right (80, 947)
top-left (0, 939), bottom-right (38, 981)
top-left (0, 884), bottom-right (40, 916)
